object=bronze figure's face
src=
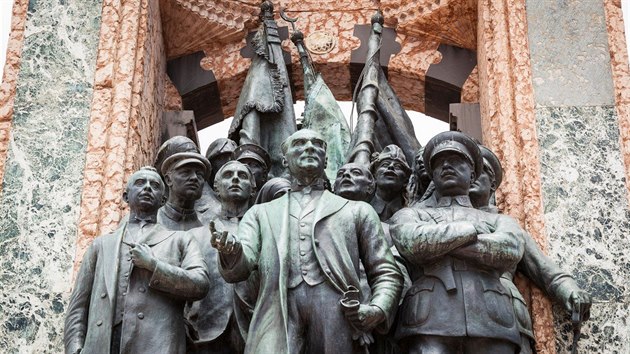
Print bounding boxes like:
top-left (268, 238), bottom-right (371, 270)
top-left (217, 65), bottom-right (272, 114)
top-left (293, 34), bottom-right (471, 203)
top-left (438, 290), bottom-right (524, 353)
top-left (124, 169), bottom-right (165, 212)
top-left (215, 161), bottom-right (255, 203)
top-left (166, 164), bottom-right (206, 202)
top-left (239, 158), bottom-right (267, 191)
top-left (375, 158), bottom-right (408, 191)
top-left (431, 152), bottom-right (474, 197)
top-left (334, 163), bottom-right (375, 202)
top-left (283, 129), bottom-right (327, 180)
top-left (469, 162), bottom-right (495, 204)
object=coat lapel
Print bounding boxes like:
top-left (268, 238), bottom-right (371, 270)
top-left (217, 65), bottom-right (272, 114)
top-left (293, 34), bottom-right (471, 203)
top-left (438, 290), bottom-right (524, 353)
top-left (313, 191), bottom-right (348, 226)
top-left (142, 224), bottom-right (175, 246)
top-left (102, 222), bottom-right (125, 308)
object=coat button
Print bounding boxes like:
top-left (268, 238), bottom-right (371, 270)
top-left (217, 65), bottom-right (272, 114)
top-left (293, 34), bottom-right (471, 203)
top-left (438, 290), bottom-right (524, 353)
top-left (314, 239), bottom-right (320, 246)
top-left (153, 279), bottom-right (160, 286)
top-left (300, 236), bottom-right (306, 240)
top-left (302, 270), bottom-right (307, 275)
top-left (300, 223), bottom-right (306, 227)
top-left (100, 293), bottom-right (106, 298)
top-left (300, 251), bottom-right (306, 256)
top-left (96, 320), bottom-right (103, 326)
top-left (139, 287), bottom-right (146, 293)
top-left (137, 313), bottom-right (144, 319)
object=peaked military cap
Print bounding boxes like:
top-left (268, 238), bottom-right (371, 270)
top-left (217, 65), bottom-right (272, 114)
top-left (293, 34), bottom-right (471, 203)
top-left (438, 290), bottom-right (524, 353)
top-left (155, 136), bottom-right (200, 176)
top-left (479, 145), bottom-right (503, 188)
top-left (423, 131), bottom-right (483, 179)
top-left (233, 143), bottom-right (271, 171)
top-left (205, 138), bottom-right (237, 161)
top-left (161, 151), bottom-right (212, 180)
top-left (370, 144), bottom-right (412, 175)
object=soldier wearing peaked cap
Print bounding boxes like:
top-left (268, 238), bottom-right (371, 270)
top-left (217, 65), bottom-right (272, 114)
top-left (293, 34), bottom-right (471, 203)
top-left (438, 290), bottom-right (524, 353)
top-left (154, 136), bottom-right (201, 195)
top-left (390, 131), bottom-right (525, 353)
top-left (158, 149), bottom-right (211, 232)
top-left (469, 144), bottom-right (591, 354)
top-left (369, 144), bottom-right (412, 222)
top-left (233, 143), bottom-right (271, 198)
top-left (197, 138), bottom-right (238, 225)
top-left (206, 138), bottom-right (238, 184)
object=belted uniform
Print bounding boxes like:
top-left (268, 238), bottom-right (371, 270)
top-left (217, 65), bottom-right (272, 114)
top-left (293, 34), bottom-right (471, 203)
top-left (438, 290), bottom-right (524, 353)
top-left (390, 194), bottom-right (525, 348)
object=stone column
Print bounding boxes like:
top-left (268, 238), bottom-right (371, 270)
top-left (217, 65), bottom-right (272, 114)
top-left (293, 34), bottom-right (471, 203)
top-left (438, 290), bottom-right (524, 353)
top-left (0, 0), bottom-right (103, 352)
top-left (526, 0), bottom-right (630, 353)
top-left (477, 0), bottom-right (556, 352)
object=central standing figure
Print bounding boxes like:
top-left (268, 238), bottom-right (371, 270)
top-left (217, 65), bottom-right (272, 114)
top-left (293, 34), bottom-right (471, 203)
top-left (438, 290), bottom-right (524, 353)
top-left (210, 129), bottom-right (403, 354)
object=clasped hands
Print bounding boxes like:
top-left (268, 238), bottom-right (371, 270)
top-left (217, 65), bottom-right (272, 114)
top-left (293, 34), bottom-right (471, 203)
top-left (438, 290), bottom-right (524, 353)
top-left (209, 221), bottom-right (241, 254)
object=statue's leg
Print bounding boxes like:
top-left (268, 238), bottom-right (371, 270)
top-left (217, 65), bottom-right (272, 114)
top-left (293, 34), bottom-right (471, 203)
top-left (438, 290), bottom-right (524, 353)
top-left (463, 337), bottom-right (518, 354)
top-left (303, 283), bottom-right (357, 354)
top-left (240, 111), bottom-right (262, 145)
top-left (404, 335), bottom-right (461, 354)
top-left (287, 284), bottom-right (307, 353)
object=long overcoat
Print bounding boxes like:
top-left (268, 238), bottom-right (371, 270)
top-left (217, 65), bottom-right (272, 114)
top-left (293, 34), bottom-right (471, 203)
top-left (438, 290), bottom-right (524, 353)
top-left (64, 222), bottom-right (209, 354)
top-left (218, 190), bottom-right (403, 354)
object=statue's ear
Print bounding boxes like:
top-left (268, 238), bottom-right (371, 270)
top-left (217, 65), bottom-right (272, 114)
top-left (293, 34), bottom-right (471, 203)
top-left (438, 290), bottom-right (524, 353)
top-left (324, 156), bottom-right (328, 169)
top-left (470, 172), bottom-right (476, 181)
top-left (491, 180), bottom-right (498, 192)
top-left (122, 191), bottom-right (129, 204)
top-left (367, 181), bottom-right (376, 196)
top-left (163, 173), bottom-right (172, 187)
top-left (160, 195), bottom-right (167, 206)
top-left (282, 156), bottom-right (288, 168)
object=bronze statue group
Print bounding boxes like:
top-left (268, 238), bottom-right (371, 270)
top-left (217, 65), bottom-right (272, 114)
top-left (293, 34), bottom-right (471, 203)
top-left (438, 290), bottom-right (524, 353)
top-left (64, 3), bottom-right (591, 354)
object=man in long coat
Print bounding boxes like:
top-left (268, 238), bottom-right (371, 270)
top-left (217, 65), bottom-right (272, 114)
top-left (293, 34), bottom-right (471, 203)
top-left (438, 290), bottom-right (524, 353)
top-left (64, 166), bottom-right (209, 354)
top-left (210, 129), bottom-right (403, 354)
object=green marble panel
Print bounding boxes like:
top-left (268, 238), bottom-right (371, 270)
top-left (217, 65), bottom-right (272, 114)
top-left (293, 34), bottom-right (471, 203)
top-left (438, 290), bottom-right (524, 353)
top-left (537, 105), bottom-right (630, 353)
top-left (0, 0), bottom-right (103, 352)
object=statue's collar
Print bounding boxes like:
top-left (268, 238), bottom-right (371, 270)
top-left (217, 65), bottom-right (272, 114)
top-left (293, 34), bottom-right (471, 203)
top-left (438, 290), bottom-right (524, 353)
top-left (290, 177), bottom-right (326, 194)
top-left (426, 194), bottom-right (473, 208)
top-left (163, 202), bottom-right (199, 222)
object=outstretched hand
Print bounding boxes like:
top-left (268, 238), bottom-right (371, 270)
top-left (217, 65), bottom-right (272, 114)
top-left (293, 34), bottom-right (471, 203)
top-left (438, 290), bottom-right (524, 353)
top-left (209, 221), bottom-right (241, 254)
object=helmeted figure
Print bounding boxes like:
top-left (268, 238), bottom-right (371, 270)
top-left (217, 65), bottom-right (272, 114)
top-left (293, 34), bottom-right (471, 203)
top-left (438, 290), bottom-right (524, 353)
top-left (64, 167), bottom-right (209, 354)
top-left (210, 129), bottom-right (403, 354)
top-left (390, 131), bottom-right (525, 353)
top-left (370, 145), bottom-right (412, 222)
top-left (470, 145), bottom-right (591, 354)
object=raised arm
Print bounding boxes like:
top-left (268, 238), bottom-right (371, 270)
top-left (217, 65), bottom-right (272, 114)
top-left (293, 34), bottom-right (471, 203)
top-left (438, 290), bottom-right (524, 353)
top-left (211, 206), bottom-right (261, 283)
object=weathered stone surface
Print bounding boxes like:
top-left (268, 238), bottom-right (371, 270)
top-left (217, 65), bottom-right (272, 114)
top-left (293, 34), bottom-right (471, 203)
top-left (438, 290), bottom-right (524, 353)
top-left (76, 0), bottom-right (166, 270)
top-left (477, 0), bottom-right (555, 352)
top-left (526, 0), bottom-right (615, 106)
top-left (603, 0), bottom-right (630, 204)
top-left (0, 0), bottom-right (103, 352)
top-left (0, 0), bottom-right (28, 190)
top-left (537, 105), bottom-right (630, 354)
